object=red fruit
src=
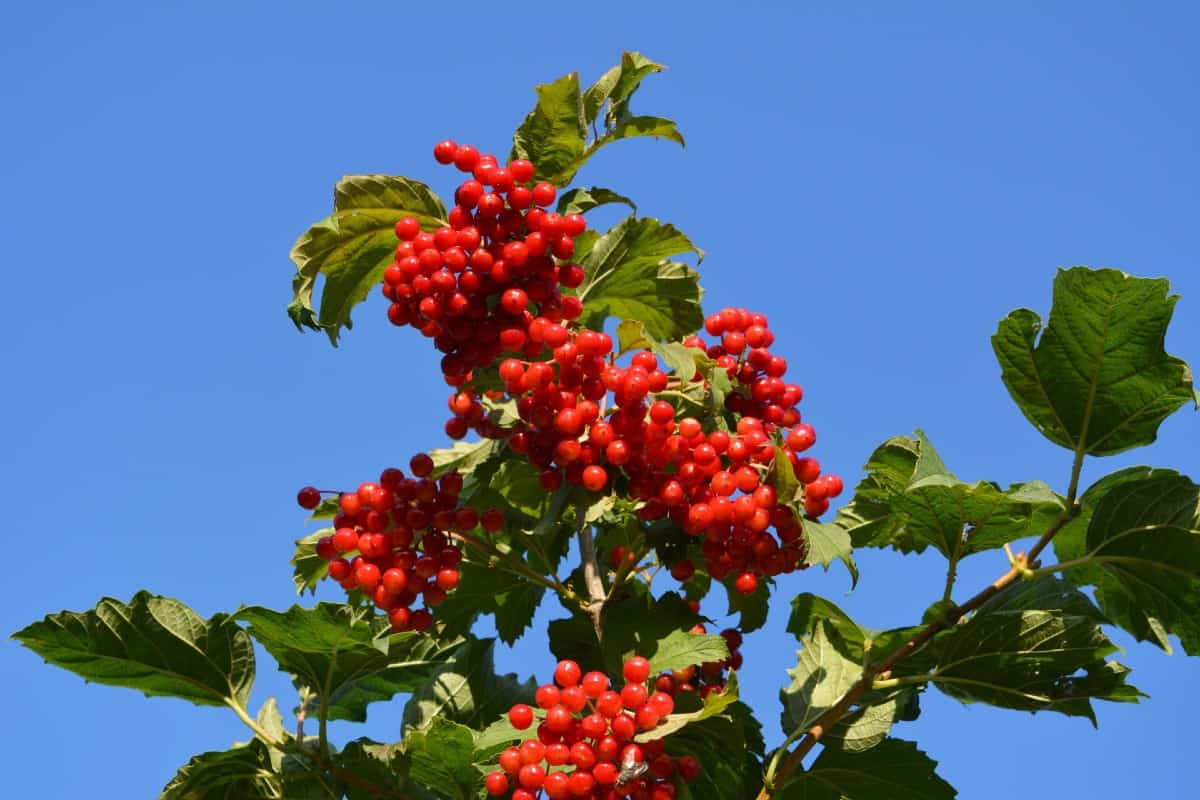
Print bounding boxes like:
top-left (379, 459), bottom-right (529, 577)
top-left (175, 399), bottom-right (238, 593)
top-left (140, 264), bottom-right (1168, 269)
top-left (554, 659), bottom-right (583, 687)
top-left (453, 144), bottom-right (480, 172)
top-left (567, 770), bottom-right (595, 796)
top-left (635, 704), bottom-right (661, 730)
top-left (560, 685), bottom-right (588, 712)
top-left (509, 704), bottom-right (535, 730)
top-left (787, 424), bottom-right (816, 452)
top-left (545, 704), bottom-right (573, 733)
top-left (382, 568), bottom-right (408, 594)
top-left (623, 656), bottom-right (651, 684)
top-left (793, 456), bottom-right (821, 483)
top-left (823, 474), bottom-right (844, 497)
top-left (594, 761), bottom-right (619, 785)
top-left (481, 508), bottom-right (505, 532)
top-left (509, 159), bottom-right (535, 183)
top-left (519, 740), bottom-right (546, 764)
top-left (535, 684), bottom-right (561, 709)
top-left (331, 527), bottom-right (359, 553)
top-left (543, 772), bottom-right (569, 799)
top-left (531, 182), bottom-right (556, 206)
top-left (581, 671), bottom-right (610, 697)
top-left (485, 771), bottom-right (509, 796)
top-left (433, 139), bottom-right (457, 164)
top-left (596, 690), bottom-right (623, 717)
top-left (517, 764), bottom-right (546, 790)
top-left (355, 563), bottom-right (381, 591)
top-left (436, 568), bottom-right (460, 591)
top-left (670, 559), bottom-right (696, 581)
top-left (647, 691), bottom-right (675, 716)
top-left (394, 216), bottom-right (421, 241)
top-left (297, 486), bottom-right (321, 509)
top-left (582, 464), bottom-right (608, 492)
top-left (410, 452), bottom-right (435, 477)
top-left (734, 572), bottom-right (759, 595)
top-left (676, 755), bottom-right (701, 781)
top-left (499, 747), bottom-right (523, 774)
top-left (501, 287), bottom-right (529, 314)
top-left (621, 682), bottom-right (648, 708)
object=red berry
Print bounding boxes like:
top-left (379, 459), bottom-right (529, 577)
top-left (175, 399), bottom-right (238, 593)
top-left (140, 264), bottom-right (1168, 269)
top-left (394, 217), bottom-right (421, 241)
top-left (485, 771), bottom-right (509, 796)
top-left (433, 139), bottom-right (457, 164)
top-left (509, 704), bottom-right (535, 730)
top-left (531, 182), bottom-right (556, 207)
top-left (296, 486), bottom-right (321, 509)
top-left (582, 464), bottom-right (608, 492)
top-left (623, 656), bottom-right (651, 684)
top-left (734, 572), bottom-right (759, 595)
top-left (554, 659), bottom-right (582, 687)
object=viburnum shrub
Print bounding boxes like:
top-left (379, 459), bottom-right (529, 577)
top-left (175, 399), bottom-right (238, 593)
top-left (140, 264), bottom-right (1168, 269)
top-left (12, 52), bottom-right (1200, 800)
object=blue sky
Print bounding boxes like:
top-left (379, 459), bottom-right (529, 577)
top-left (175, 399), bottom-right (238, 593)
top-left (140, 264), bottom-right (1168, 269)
top-left (2, 1), bottom-right (1197, 797)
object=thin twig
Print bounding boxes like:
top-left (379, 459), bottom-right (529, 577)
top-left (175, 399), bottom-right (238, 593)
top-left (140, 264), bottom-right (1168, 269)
top-left (577, 506), bottom-right (607, 641)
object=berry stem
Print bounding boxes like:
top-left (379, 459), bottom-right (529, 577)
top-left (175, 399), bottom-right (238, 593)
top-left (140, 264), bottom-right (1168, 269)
top-left (453, 530), bottom-right (588, 611)
top-left (757, 506), bottom-right (1079, 798)
top-left (577, 506), bottom-right (607, 641)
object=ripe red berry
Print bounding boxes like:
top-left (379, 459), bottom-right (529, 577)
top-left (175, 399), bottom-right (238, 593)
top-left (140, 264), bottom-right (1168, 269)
top-left (485, 771), bottom-right (509, 796)
top-left (554, 659), bottom-right (582, 687)
top-left (433, 139), bottom-right (457, 164)
top-left (509, 704), bottom-right (534, 730)
top-left (734, 572), bottom-right (759, 595)
top-left (582, 464), bottom-right (608, 492)
top-left (296, 486), bottom-right (321, 509)
top-left (623, 656), bottom-right (651, 684)
top-left (531, 182), bottom-right (556, 207)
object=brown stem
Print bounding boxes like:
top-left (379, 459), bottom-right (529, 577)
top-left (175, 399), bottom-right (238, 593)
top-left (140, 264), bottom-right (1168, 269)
top-left (757, 510), bottom-right (1076, 798)
top-left (577, 507), bottom-right (607, 641)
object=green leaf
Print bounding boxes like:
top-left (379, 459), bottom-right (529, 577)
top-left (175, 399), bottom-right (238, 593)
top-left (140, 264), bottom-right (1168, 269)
top-left (548, 592), bottom-right (701, 675)
top-left (1057, 472), bottom-right (1200, 654)
top-left (889, 476), bottom-right (1065, 558)
top-left (401, 718), bottom-right (479, 800)
top-left (992, 266), bottom-right (1196, 456)
top-left (778, 738), bottom-right (956, 800)
top-left (768, 446), bottom-right (802, 505)
top-left (159, 742), bottom-right (281, 800)
top-left (824, 691), bottom-right (912, 753)
top-left (510, 71), bottom-right (587, 186)
top-left (237, 604), bottom-right (420, 722)
top-left (802, 519), bottom-right (854, 570)
top-left (835, 433), bottom-right (950, 548)
top-left (337, 739), bottom-right (432, 800)
top-left (289, 175), bottom-right (447, 345)
top-left (310, 634), bottom-right (467, 724)
top-left (307, 496), bottom-right (342, 521)
top-left (432, 560), bottom-right (545, 645)
top-left (780, 620), bottom-right (863, 736)
top-left (722, 572), bottom-right (771, 633)
top-left (13, 591), bottom-right (254, 707)
top-left (648, 630), bottom-right (729, 675)
top-left (640, 672), bottom-right (741, 739)
top-left (576, 216), bottom-right (704, 341)
top-left (429, 437), bottom-right (503, 479)
top-left (930, 578), bottom-right (1142, 723)
top-left (401, 637), bottom-right (534, 736)
top-left (291, 529), bottom-right (332, 596)
top-left (556, 186), bottom-right (637, 216)
top-left (583, 51), bottom-right (667, 126)
top-left (608, 115), bottom-right (685, 147)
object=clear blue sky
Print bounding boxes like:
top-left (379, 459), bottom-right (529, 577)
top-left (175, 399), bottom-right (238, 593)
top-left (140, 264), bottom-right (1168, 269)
top-left (3, 2), bottom-right (1197, 797)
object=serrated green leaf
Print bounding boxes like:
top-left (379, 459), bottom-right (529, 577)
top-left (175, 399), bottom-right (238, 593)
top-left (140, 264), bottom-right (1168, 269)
top-left (289, 175), bottom-right (447, 345)
top-left (583, 51), bottom-right (667, 127)
top-left (648, 630), bottom-right (729, 674)
top-left (159, 742), bottom-right (281, 800)
top-left (337, 738), bottom-right (434, 800)
top-left (556, 186), bottom-right (637, 216)
top-left (510, 72), bottom-right (587, 186)
top-left (401, 638), bottom-right (534, 736)
top-left (768, 446), bottom-right (802, 505)
top-left (13, 591), bottom-right (254, 708)
top-left (291, 529), bottom-right (332, 596)
top-left (786, 594), bottom-right (941, 676)
top-left (576, 216), bottom-right (704, 341)
top-left (401, 718), bottom-right (478, 800)
top-left (433, 561), bottom-right (545, 645)
top-left (890, 476), bottom-right (1065, 558)
top-left (824, 690), bottom-right (910, 753)
top-left (429, 438), bottom-right (503, 479)
top-left (664, 701), bottom-right (763, 800)
top-left (307, 496), bottom-right (342, 521)
top-left (992, 266), bottom-right (1195, 456)
top-left (548, 592), bottom-right (701, 675)
top-left (1057, 472), bottom-right (1200, 654)
top-left (780, 621), bottom-right (862, 736)
top-left (802, 519), bottom-right (853, 570)
top-left (930, 578), bottom-right (1143, 723)
top-left (609, 115), bottom-right (685, 146)
top-left (778, 738), bottom-right (956, 800)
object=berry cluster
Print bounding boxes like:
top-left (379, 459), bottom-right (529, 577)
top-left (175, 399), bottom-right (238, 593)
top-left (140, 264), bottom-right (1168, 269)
top-left (383, 139), bottom-right (589, 427)
top-left (487, 657), bottom-right (699, 799)
top-left (296, 452), bottom-right (504, 631)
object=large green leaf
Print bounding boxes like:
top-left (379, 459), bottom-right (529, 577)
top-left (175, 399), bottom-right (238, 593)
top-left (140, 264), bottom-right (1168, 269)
top-left (665, 707), bottom-right (762, 800)
top-left (777, 738), bottom-right (956, 800)
top-left (510, 71), bottom-right (587, 186)
top-left (1056, 472), bottom-right (1200, 655)
top-left (832, 431), bottom-right (1064, 560)
top-left (647, 629), bottom-right (729, 675)
top-left (575, 216), bottom-right (704, 341)
top-left (400, 718), bottom-right (479, 800)
top-left (992, 267), bottom-right (1195, 456)
top-left (549, 592), bottom-right (703, 676)
top-left (310, 634), bottom-right (466, 724)
top-left (786, 594), bottom-right (942, 679)
top-left (890, 476), bottom-right (1065, 559)
top-left (337, 739), bottom-right (436, 800)
top-left (429, 438), bottom-right (503, 479)
top-left (159, 742), bottom-right (281, 800)
top-left (929, 578), bottom-right (1142, 723)
top-left (288, 175), bottom-right (447, 345)
top-left (401, 637), bottom-right (534, 736)
top-left (780, 621), bottom-right (863, 736)
top-left (13, 591), bottom-right (254, 707)
top-left (582, 51), bottom-right (667, 126)
top-left (824, 690), bottom-right (912, 754)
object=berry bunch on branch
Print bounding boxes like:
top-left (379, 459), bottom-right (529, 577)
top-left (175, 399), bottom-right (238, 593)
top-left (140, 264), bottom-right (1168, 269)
top-left (12, 51), bottom-right (1200, 800)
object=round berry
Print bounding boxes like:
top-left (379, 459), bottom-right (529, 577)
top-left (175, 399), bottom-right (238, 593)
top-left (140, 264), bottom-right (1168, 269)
top-left (554, 659), bottom-right (582, 687)
top-left (623, 656), bottom-right (651, 684)
top-left (509, 704), bottom-right (534, 730)
top-left (531, 182), bottom-right (556, 206)
top-left (734, 572), bottom-right (759, 595)
top-left (296, 486), bottom-right (321, 509)
top-left (485, 771), bottom-right (508, 796)
top-left (433, 139), bottom-right (457, 164)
